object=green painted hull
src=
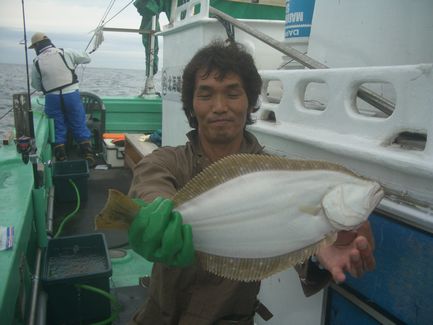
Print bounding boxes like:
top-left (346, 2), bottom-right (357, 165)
top-left (0, 101), bottom-right (52, 325)
top-left (103, 96), bottom-right (162, 133)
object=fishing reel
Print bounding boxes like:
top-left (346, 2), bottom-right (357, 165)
top-left (16, 135), bottom-right (37, 164)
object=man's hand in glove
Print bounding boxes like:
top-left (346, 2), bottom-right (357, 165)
top-left (128, 197), bottom-right (195, 267)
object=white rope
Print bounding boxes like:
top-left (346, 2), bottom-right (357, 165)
top-left (85, 0), bottom-right (135, 53)
top-left (89, 26), bottom-right (105, 54)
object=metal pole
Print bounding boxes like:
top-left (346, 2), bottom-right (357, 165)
top-left (47, 186), bottom-right (55, 235)
top-left (20, 0), bottom-right (41, 187)
top-left (329, 283), bottom-right (398, 325)
top-left (21, 0), bottom-right (35, 138)
top-left (27, 249), bottom-right (43, 325)
top-left (102, 27), bottom-right (153, 34)
top-left (209, 7), bottom-right (394, 116)
top-left (142, 16), bottom-right (157, 95)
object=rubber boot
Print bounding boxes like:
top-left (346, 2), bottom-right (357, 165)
top-left (79, 140), bottom-right (96, 167)
top-left (54, 144), bottom-right (67, 161)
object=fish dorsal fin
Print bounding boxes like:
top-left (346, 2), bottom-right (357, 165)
top-left (173, 153), bottom-right (355, 206)
top-left (199, 231), bottom-right (338, 282)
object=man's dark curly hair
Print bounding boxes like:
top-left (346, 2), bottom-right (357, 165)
top-left (181, 40), bottom-right (262, 129)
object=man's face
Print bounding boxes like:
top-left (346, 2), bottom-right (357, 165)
top-left (193, 69), bottom-right (249, 145)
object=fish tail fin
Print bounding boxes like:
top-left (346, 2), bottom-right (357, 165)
top-left (94, 189), bottom-right (140, 230)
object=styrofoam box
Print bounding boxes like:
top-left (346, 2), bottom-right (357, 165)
top-left (103, 138), bottom-right (125, 167)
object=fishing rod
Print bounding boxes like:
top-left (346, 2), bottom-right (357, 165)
top-left (19, 0), bottom-right (41, 188)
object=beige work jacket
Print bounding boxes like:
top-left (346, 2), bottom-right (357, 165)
top-left (128, 130), bottom-right (330, 324)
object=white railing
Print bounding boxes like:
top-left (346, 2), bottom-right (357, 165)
top-left (250, 64), bottom-right (433, 206)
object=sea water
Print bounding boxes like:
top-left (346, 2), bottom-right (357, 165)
top-left (0, 63), bottom-right (161, 139)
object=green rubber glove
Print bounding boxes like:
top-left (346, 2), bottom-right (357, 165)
top-left (128, 197), bottom-right (195, 267)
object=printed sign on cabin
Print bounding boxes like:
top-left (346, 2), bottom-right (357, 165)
top-left (285, 0), bottom-right (316, 39)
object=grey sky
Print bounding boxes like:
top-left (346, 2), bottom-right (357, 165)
top-left (0, 0), bottom-right (167, 70)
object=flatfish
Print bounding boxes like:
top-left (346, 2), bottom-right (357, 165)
top-left (96, 154), bottom-right (384, 281)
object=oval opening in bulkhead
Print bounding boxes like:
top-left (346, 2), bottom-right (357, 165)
top-left (389, 131), bottom-right (427, 151)
top-left (259, 109), bottom-right (276, 123)
top-left (303, 81), bottom-right (328, 111)
top-left (354, 82), bottom-right (396, 118)
top-left (192, 3), bottom-right (201, 15)
top-left (264, 79), bottom-right (283, 104)
top-left (180, 10), bottom-right (187, 20)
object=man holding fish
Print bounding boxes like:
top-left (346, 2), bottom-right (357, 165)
top-left (124, 40), bottom-right (378, 324)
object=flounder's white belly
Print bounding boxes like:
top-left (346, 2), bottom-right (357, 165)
top-left (176, 170), bottom-right (364, 258)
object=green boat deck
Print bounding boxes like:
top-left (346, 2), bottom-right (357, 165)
top-left (0, 94), bottom-right (160, 324)
top-left (52, 158), bottom-right (153, 324)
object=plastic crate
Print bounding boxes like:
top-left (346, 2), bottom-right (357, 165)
top-left (42, 233), bottom-right (112, 325)
top-left (53, 160), bottom-right (89, 202)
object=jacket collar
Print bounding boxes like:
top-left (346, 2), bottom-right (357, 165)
top-left (186, 129), bottom-right (265, 161)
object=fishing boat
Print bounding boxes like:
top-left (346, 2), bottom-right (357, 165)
top-left (1, 0), bottom-right (432, 324)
